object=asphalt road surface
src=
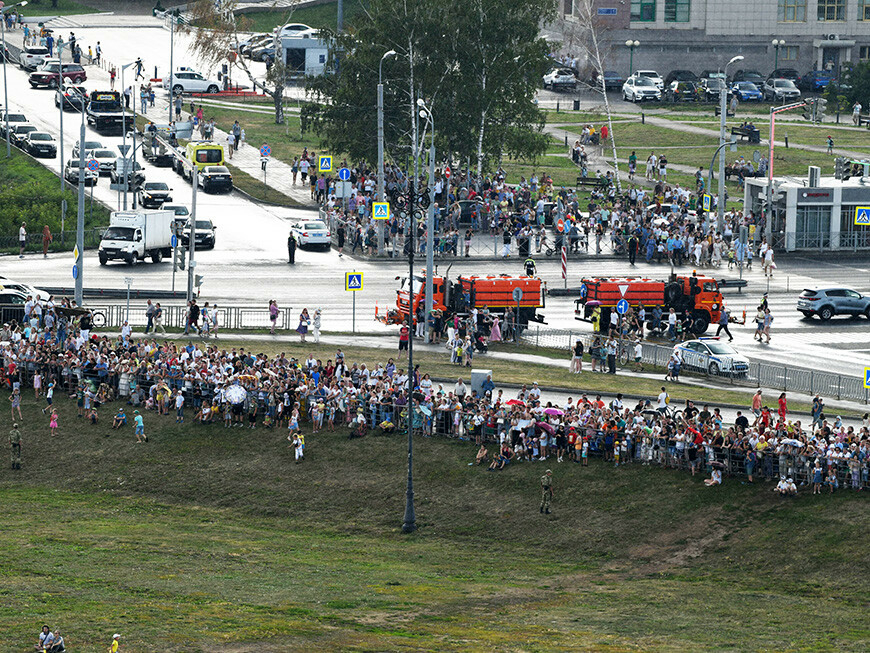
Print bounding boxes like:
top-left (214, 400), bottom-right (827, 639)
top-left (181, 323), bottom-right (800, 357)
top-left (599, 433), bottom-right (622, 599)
top-left (3, 22), bottom-right (870, 380)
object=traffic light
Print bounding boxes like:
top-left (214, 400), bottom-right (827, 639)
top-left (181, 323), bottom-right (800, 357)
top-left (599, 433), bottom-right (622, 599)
top-left (802, 98), bottom-right (814, 121)
top-left (815, 98), bottom-right (827, 121)
top-left (194, 274), bottom-right (204, 288)
top-left (175, 247), bottom-right (186, 271)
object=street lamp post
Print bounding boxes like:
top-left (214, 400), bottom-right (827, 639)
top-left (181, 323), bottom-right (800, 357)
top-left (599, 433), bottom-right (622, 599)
top-left (772, 39), bottom-right (785, 72)
top-left (70, 87), bottom-right (88, 307)
top-left (2, 1), bottom-right (28, 158)
top-left (417, 98), bottom-right (435, 340)
top-left (55, 45), bottom-right (65, 192)
top-left (120, 61), bottom-right (136, 210)
top-left (377, 49), bottom-right (396, 256)
top-left (718, 55), bottom-right (744, 233)
top-left (625, 40), bottom-right (639, 78)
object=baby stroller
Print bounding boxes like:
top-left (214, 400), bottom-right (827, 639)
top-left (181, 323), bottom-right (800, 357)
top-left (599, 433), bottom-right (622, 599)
top-left (475, 334), bottom-right (489, 354)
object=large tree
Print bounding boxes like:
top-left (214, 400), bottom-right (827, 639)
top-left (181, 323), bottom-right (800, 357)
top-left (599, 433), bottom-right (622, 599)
top-left (182, 0), bottom-right (291, 124)
top-left (303, 0), bottom-right (556, 171)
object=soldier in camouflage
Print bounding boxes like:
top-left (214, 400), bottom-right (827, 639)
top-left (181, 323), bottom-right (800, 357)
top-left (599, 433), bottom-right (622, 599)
top-left (540, 469), bottom-right (553, 514)
top-left (9, 423), bottom-right (21, 470)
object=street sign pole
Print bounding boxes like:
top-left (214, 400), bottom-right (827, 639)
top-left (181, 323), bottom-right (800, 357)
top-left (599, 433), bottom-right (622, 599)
top-left (188, 167), bottom-right (198, 303)
top-left (353, 277), bottom-right (356, 333)
top-left (124, 276), bottom-right (133, 323)
top-left (513, 287), bottom-right (522, 343)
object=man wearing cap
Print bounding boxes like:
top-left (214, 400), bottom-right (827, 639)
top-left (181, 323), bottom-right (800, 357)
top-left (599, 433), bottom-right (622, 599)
top-left (109, 633), bottom-right (121, 652)
top-left (9, 423), bottom-right (21, 470)
top-left (540, 469), bottom-right (553, 514)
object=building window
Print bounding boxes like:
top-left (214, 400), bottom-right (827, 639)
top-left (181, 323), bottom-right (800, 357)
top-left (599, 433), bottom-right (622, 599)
top-left (840, 206), bottom-right (870, 248)
top-left (861, 46), bottom-right (870, 60)
top-left (861, 1), bottom-right (870, 20)
top-left (782, 46), bottom-right (799, 60)
top-left (664, 0), bottom-right (690, 21)
top-left (817, 0), bottom-right (845, 21)
top-left (777, 0), bottom-right (806, 22)
top-left (795, 205), bottom-right (832, 249)
top-left (631, 0), bottom-right (656, 21)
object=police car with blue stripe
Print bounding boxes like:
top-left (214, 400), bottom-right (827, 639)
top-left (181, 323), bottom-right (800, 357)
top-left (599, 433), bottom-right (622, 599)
top-left (674, 337), bottom-right (749, 378)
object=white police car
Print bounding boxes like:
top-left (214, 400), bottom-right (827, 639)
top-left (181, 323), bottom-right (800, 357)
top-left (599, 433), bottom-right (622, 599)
top-left (674, 337), bottom-right (749, 377)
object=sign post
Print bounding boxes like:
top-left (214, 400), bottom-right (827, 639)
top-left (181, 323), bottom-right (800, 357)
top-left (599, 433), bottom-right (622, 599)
top-left (260, 144), bottom-right (270, 186)
top-left (345, 271), bottom-right (363, 333)
top-left (512, 286), bottom-right (522, 343)
top-left (561, 245), bottom-right (567, 288)
top-left (124, 276), bottom-right (134, 324)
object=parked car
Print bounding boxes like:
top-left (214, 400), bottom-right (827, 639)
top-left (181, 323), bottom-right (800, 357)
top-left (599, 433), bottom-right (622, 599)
top-left (72, 139), bottom-right (104, 159)
top-left (543, 67), bottom-right (577, 91)
top-left (197, 165), bottom-right (233, 193)
top-left (29, 62), bottom-right (87, 88)
top-left (622, 75), bottom-right (661, 102)
top-left (250, 45), bottom-right (278, 63)
top-left (664, 69), bottom-right (698, 85)
top-left (801, 70), bottom-right (833, 91)
top-left (797, 287), bottom-right (870, 321)
top-left (10, 124), bottom-right (38, 148)
top-left (0, 112), bottom-right (28, 138)
top-left (278, 22), bottom-right (313, 36)
top-left (0, 288), bottom-right (27, 324)
top-left (699, 69), bottom-right (727, 81)
top-left (731, 69), bottom-right (765, 86)
top-left (291, 220), bottom-right (330, 249)
top-left (698, 77), bottom-right (727, 101)
top-left (763, 78), bottom-right (801, 101)
top-left (24, 132), bottom-right (57, 158)
top-left (674, 337), bottom-right (750, 377)
top-left (633, 69), bottom-right (663, 89)
top-left (55, 84), bottom-right (88, 111)
top-left (110, 160), bottom-right (145, 190)
top-left (180, 219), bottom-right (216, 250)
top-left (18, 45), bottom-right (50, 71)
top-left (0, 277), bottom-right (50, 301)
top-left (601, 70), bottom-right (624, 90)
top-left (138, 181), bottom-right (173, 208)
top-left (731, 82), bottom-right (763, 102)
top-left (64, 159), bottom-right (99, 186)
top-left (86, 148), bottom-right (119, 174)
top-left (665, 81), bottom-right (700, 102)
top-left (162, 69), bottom-right (221, 95)
top-left (239, 34), bottom-right (273, 56)
top-left (770, 68), bottom-right (801, 87)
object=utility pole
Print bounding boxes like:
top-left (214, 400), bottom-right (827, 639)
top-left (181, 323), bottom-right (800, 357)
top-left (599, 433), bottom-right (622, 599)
top-left (75, 94), bottom-right (86, 307)
top-left (188, 167), bottom-right (198, 302)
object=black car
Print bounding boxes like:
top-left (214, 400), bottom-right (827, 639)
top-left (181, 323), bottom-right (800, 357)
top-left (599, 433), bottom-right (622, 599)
top-left (0, 288), bottom-right (27, 324)
top-left (138, 181), bottom-right (173, 208)
top-left (198, 165), bottom-right (233, 193)
top-left (770, 68), bottom-right (801, 87)
top-left (665, 81), bottom-right (700, 102)
top-left (64, 159), bottom-right (99, 186)
top-left (180, 218), bottom-right (217, 250)
top-left (731, 69), bottom-right (765, 86)
top-left (24, 132), bottom-right (57, 158)
top-left (698, 78), bottom-right (727, 101)
top-left (601, 70), bottom-right (624, 90)
top-left (55, 84), bottom-right (88, 111)
top-left (664, 69), bottom-right (698, 85)
top-left (10, 124), bottom-right (38, 148)
top-left (109, 160), bottom-right (145, 189)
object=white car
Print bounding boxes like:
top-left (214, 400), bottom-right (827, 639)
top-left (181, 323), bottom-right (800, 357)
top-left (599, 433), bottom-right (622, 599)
top-left (674, 337), bottom-right (749, 378)
top-left (19, 45), bottom-right (50, 71)
top-left (0, 277), bottom-right (50, 301)
top-left (163, 70), bottom-right (221, 95)
top-left (543, 67), bottom-right (577, 91)
top-left (279, 23), bottom-right (313, 36)
top-left (622, 76), bottom-right (661, 102)
top-left (291, 220), bottom-right (331, 249)
top-left (86, 148), bottom-right (119, 174)
top-left (634, 69), bottom-right (664, 89)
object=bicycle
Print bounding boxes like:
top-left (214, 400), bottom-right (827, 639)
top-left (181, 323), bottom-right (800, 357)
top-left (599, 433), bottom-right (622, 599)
top-left (91, 310), bottom-right (107, 328)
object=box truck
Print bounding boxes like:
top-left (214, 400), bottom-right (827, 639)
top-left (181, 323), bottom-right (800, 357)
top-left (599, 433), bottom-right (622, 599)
top-left (98, 210), bottom-right (174, 265)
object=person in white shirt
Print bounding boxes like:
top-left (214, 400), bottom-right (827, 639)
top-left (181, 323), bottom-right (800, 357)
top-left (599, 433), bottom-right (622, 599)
top-left (19, 221), bottom-right (27, 258)
top-left (657, 386), bottom-right (669, 414)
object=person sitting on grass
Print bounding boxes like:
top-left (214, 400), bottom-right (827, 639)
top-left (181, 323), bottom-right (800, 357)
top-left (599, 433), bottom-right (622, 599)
top-left (87, 406), bottom-right (99, 425)
top-left (488, 443), bottom-right (513, 471)
top-left (474, 444), bottom-right (489, 466)
top-left (704, 466), bottom-right (722, 487)
top-left (774, 476), bottom-right (797, 497)
top-left (112, 407), bottom-right (127, 430)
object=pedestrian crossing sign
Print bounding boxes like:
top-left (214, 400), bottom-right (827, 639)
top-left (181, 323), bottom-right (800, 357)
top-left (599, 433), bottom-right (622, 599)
top-left (345, 272), bottom-right (363, 292)
top-left (319, 155), bottom-right (332, 173)
top-left (865, 367), bottom-right (870, 389)
top-left (372, 202), bottom-right (390, 220)
top-left (702, 194), bottom-right (711, 212)
top-left (855, 206), bottom-right (870, 226)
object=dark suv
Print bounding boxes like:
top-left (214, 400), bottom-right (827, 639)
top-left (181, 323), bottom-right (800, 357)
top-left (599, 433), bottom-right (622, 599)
top-left (770, 68), bottom-right (801, 87)
top-left (29, 62), bottom-right (87, 88)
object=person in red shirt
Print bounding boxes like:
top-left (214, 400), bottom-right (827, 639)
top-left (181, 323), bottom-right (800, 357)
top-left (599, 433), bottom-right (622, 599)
top-left (778, 392), bottom-right (788, 421)
top-left (398, 321), bottom-right (410, 352)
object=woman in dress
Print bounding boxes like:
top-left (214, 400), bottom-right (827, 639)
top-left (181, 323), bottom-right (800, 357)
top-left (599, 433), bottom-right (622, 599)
top-left (489, 316), bottom-right (501, 342)
top-left (297, 308), bottom-right (310, 342)
top-left (269, 300), bottom-right (279, 335)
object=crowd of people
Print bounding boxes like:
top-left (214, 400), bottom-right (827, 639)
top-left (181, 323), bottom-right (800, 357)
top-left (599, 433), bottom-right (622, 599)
top-left (3, 295), bottom-right (868, 494)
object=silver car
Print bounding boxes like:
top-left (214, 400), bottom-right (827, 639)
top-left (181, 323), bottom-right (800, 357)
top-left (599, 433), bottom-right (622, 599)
top-left (797, 287), bottom-right (870, 321)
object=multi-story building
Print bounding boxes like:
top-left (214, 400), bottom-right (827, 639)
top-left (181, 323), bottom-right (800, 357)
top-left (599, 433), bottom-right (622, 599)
top-left (564, 0), bottom-right (870, 80)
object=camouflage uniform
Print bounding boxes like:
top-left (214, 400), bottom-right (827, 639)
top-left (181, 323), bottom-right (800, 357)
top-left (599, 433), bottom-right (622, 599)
top-left (9, 427), bottom-right (21, 470)
top-left (540, 470), bottom-right (553, 513)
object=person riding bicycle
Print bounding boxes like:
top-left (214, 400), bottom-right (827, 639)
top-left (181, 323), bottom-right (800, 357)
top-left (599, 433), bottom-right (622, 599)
top-left (524, 257), bottom-right (537, 277)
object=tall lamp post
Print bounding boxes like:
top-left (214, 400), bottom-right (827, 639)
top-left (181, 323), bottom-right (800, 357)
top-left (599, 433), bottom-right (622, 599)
top-left (54, 46), bottom-right (65, 191)
top-left (772, 39), bottom-right (785, 72)
top-left (625, 40), bottom-right (639, 78)
top-left (2, 1), bottom-right (28, 158)
top-left (417, 98), bottom-right (435, 340)
top-left (377, 49), bottom-right (396, 256)
top-left (119, 61), bottom-right (136, 210)
top-left (717, 54), bottom-right (744, 233)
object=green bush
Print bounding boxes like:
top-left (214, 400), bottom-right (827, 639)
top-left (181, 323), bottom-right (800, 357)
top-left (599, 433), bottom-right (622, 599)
top-left (0, 149), bottom-right (111, 252)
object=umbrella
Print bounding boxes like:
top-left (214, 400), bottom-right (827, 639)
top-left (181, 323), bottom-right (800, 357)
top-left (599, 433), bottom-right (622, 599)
top-left (225, 385), bottom-right (247, 405)
top-left (781, 438), bottom-right (802, 447)
top-left (536, 421), bottom-right (555, 435)
top-left (506, 399), bottom-right (525, 406)
top-left (418, 405), bottom-right (432, 417)
top-left (543, 408), bottom-right (564, 416)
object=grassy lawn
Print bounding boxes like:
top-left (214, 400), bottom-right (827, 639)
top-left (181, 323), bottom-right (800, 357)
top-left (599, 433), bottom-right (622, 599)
top-left (1, 383), bottom-right (867, 651)
top-left (237, 0), bottom-right (368, 34)
top-left (20, 0), bottom-right (98, 17)
top-left (0, 147), bottom-right (111, 254)
top-left (226, 162), bottom-right (303, 207)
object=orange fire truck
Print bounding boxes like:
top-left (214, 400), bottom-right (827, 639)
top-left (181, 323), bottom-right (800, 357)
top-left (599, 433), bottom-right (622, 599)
top-left (377, 272), bottom-right (546, 329)
top-left (575, 273), bottom-right (726, 334)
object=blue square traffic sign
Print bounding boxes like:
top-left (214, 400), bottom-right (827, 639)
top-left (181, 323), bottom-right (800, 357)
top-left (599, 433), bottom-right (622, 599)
top-left (319, 155), bottom-right (332, 173)
top-left (855, 206), bottom-right (870, 226)
top-left (865, 367), bottom-right (870, 389)
top-left (372, 202), bottom-right (390, 220)
top-left (345, 272), bottom-right (363, 292)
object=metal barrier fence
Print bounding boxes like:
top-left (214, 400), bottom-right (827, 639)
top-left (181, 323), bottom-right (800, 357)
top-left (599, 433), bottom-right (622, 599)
top-left (520, 325), bottom-right (870, 404)
top-left (0, 229), bottom-right (104, 253)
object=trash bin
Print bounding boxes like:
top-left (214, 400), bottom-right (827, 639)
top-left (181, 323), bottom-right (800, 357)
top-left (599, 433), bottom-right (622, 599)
top-left (573, 99), bottom-right (580, 111)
